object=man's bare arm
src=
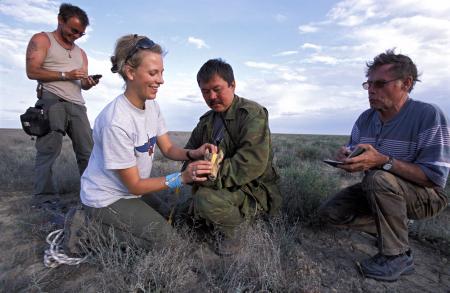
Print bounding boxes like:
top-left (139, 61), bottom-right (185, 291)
top-left (25, 33), bottom-right (57, 81)
top-left (80, 49), bottom-right (98, 90)
top-left (26, 32), bottom-right (87, 82)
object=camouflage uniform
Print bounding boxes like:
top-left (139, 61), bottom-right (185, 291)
top-left (184, 95), bottom-right (281, 236)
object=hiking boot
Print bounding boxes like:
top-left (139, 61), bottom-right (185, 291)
top-left (31, 196), bottom-right (64, 211)
top-left (212, 230), bottom-right (241, 257)
top-left (49, 213), bottom-right (66, 227)
top-left (62, 207), bottom-right (88, 256)
top-left (360, 250), bottom-right (414, 281)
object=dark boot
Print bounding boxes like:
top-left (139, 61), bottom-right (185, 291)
top-left (212, 229), bottom-right (242, 257)
top-left (62, 206), bottom-right (89, 256)
top-left (360, 249), bottom-right (414, 281)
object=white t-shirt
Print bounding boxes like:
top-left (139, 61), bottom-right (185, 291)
top-left (80, 94), bottom-right (167, 208)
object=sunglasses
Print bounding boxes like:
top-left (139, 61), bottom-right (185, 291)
top-left (125, 37), bottom-right (156, 64)
top-left (67, 26), bottom-right (85, 37)
top-left (362, 78), bottom-right (399, 90)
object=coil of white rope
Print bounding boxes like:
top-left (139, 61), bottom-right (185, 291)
top-left (44, 229), bottom-right (88, 268)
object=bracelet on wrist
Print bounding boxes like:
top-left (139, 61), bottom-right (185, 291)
top-left (165, 172), bottom-right (183, 190)
top-left (186, 150), bottom-right (195, 161)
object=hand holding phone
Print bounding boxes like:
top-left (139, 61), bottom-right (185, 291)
top-left (347, 147), bottom-right (365, 158)
top-left (90, 74), bottom-right (102, 81)
top-left (323, 146), bottom-right (365, 167)
top-left (323, 159), bottom-right (344, 167)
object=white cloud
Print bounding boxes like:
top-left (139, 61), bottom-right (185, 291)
top-left (298, 24), bottom-right (319, 33)
top-left (327, 0), bottom-right (382, 26)
top-left (301, 43), bottom-right (322, 51)
top-left (273, 50), bottom-right (298, 57)
top-left (294, 0), bottom-right (450, 97)
top-left (244, 61), bottom-right (308, 83)
top-left (327, 0), bottom-right (450, 27)
top-left (178, 95), bottom-right (204, 104)
top-left (0, 0), bottom-right (58, 25)
top-left (305, 54), bottom-right (339, 65)
top-left (0, 24), bottom-right (36, 69)
top-left (187, 36), bottom-right (209, 49)
top-left (348, 14), bottom-right (450, 87)
top-left (244, 61), bottom-right (279, 70)
top-left (238, 75), bottom-right (365, 124)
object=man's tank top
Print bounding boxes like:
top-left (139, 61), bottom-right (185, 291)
top-left (41, 32), bottom-right (85, 105)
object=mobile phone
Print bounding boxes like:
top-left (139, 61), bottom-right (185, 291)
top-left (323, 159), bottom-right (344, 167)
top-left (347, 147), bottom-right (365, 158)
top-left (91, 74), bottom-right (102, 81)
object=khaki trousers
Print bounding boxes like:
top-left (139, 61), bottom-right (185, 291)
top-left (318, 170), bottom-right (448, 255)
top-left (84, 197), bottom-right (173, 248)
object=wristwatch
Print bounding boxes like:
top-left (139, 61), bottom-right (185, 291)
top-left (60, 72), bottom-right (66, 80)
top-left (382, 156), bottom-right (394, 171)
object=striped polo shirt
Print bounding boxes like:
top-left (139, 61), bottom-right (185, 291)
top-left (349, 98), bottom-right (450, 188)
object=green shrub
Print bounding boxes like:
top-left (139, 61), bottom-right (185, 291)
top-left (280, 161), bottom-right (341, 222)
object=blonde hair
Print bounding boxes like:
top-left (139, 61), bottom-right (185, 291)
top-left (110, 34), bottom-right (164, 81)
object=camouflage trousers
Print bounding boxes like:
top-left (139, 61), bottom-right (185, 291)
top-left (318, 170), bottom-right (448, 255)
top-left (192, 186), bottom-right (260, 237)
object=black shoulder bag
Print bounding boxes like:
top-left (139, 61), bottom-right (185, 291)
top-left (20, 83), bottom-right (50, 137)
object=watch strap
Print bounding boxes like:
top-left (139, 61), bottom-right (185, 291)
top-left (382, 156), bottom-right (394, 171)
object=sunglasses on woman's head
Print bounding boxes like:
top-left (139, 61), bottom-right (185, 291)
top-left (125, 37), bottom-right (156, 64)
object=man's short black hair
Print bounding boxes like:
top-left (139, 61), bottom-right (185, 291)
top-left (59, 3), bottom-right (89, 27)
top-left (197, 58), bottom-right (235, 86)
top-left (366, 49), bottom-right (420, 93)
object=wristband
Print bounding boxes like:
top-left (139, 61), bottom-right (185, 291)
top-left (165, 172), bottom-right (183, 190)
top-left (186, 150), bottom-right (195, 161)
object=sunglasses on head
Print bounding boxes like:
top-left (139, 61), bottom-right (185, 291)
top-left (362, 78), bottom-right (400, 90)
top-left (125, 36), bottom-right (156, 64)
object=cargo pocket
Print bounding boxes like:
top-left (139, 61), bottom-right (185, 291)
top-left (36, 131), bottom-right (63, 154)
top-left (408, 187), bottom-right (448, 220)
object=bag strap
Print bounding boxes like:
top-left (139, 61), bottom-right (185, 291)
top-left (36, 82), bottom-right (43, 99)
top-left (219, 114), bottom-right (238, 148)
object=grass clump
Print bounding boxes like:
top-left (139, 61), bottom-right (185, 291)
top-left (280, 160), bottom-right (341, 222)
top-left (80, 222), bottom-right (198, 292)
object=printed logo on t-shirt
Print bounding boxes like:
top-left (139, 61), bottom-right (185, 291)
top-left (135, 135), bottom-right (157, 156)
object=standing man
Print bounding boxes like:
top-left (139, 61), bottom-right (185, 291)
top-left (183, 59), bottom-right (282, 256)
top-left (25, 3), bottom-right (99, 208)
top-left (318, 50), bottom-right (449, 281)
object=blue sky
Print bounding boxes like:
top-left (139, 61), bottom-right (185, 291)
top-left (1, 0), bottom-right (449, 134)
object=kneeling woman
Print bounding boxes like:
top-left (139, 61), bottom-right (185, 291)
top-left (80, 34), bottom-right (214, 245)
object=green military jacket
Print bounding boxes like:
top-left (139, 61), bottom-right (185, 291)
top-left (185, 95), bottom-right (282, 215)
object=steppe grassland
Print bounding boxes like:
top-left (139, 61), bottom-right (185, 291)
top-left (0, 129), bottom-right (448, 292)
